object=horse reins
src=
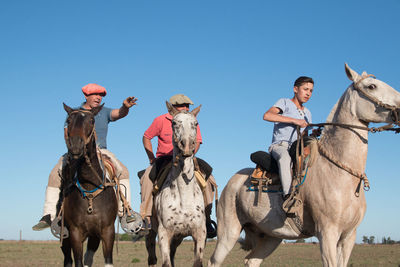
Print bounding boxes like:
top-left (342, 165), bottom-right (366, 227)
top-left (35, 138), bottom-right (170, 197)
top-left (300, 75), bottom-right (400, 196)
top-left (66, 109), bottom-right (116, 213)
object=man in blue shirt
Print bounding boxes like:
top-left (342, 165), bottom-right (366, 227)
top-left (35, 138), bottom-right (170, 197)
top-left (263, 76), bottom-right (314, 199)
top-left (33, 83), bottom-right (137, 230)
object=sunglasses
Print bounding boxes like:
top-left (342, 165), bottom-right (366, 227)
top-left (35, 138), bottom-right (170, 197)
top-left (173, 104), bottom-right (189, 108)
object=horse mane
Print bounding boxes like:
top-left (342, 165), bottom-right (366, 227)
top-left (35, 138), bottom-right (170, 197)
top-left (307, 138), bottom-right (319, 168)
top-left (320, 86), bottom-right (357, 143)
top-left (325, 87), bottom-right (353, 123)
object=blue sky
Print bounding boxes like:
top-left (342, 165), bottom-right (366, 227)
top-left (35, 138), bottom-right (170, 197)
top-left (1, 1), bottom-right (399, 244)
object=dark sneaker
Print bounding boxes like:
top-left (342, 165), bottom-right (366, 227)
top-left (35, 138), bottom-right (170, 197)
top-left (134, 220), bottom-right (151, 237)
top-left (206, 220), bottom-right (217, 239)
top-left (32, 214), bottom-right (51, 231)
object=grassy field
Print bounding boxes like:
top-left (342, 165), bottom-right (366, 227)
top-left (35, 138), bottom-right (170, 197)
top-left (0, 240), bottom-right (399, 266)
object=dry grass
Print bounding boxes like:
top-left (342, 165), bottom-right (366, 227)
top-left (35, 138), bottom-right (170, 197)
top-left (0, 240), bottom-right (399, 266)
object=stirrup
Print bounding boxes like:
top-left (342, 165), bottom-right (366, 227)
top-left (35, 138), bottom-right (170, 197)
top-left (50, 217), bottom-right (69, 239)
top-left (120, 210), bottom-right (143, 234)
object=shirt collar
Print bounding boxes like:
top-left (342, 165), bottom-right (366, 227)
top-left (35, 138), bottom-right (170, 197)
top-left (80, 102), bottom-right (89, 110)
top-left (165, 113), bottom-right (173, 121)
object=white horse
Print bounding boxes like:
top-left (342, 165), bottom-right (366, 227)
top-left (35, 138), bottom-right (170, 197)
top-left (150, 102), bottom-right (206, 267)
top-left (208, 64), bottom-right (400, 267)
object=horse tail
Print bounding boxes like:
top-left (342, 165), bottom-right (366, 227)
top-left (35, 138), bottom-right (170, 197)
top-left (238, 225), bottom-right (258, 251)
top-left (238, 236), bottom-right (252, 251)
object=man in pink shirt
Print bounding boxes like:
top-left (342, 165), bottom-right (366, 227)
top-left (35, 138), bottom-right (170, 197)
top-left (143, 100), bottom-right (202, 161)
top-left (140, 94), bottom-right (217, 238)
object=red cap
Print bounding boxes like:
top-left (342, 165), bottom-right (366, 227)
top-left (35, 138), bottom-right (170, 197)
top-left (82, 83), bottom-right (107, 96)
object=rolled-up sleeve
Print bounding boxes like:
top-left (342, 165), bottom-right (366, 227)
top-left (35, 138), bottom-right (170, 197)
top-left (144, 117), bottom-right (162, 140)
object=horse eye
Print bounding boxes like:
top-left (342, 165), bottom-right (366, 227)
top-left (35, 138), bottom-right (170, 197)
top-left (368, 84), bottom-right (377, 90)
top-left (194, 122), bottom-right (198, 127)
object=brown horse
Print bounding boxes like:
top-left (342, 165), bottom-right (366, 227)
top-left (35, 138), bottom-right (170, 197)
top-left (60, 103), bottom-right (118, 267)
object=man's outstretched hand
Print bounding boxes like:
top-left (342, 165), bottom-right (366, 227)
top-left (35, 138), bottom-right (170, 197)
top-left (124, 96), bottom-right (138, 108)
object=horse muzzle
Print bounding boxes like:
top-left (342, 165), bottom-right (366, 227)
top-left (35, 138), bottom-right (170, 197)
top-left (182, 150), bottom-right (194, 157)
top-left (391, 109), bottom-right (400, 125)
top-left (66, 136), bottom-right (85, 159)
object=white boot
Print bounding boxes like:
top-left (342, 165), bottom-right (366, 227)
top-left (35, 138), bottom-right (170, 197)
top-left (118, 179), bottom-right (132, 217)
top-left (32, 186), bottom-right (60, 231)
top-left (118, 179), bottom-right (143, 234)
top-left (43, 186), bottom-right (61, 220)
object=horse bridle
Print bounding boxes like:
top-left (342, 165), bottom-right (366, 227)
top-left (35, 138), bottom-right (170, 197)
top-left (353, 74), bottom-right (400, 124)
top-left (66, 109), bottom-right (97, 149)
top-left (296, 75), bottom-right (400, 196)
top-left (66, 109), bottom-right (114, 213)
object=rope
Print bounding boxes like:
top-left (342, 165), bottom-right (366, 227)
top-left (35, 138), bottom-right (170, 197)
top-left (308, 122), bottom-right (398, 133)
top-left (58, 202), bottom-right (65, 244)
top-left (304, 119), bottom-right (394, 196)
top-left (317, 141), bottom-right (370, 195)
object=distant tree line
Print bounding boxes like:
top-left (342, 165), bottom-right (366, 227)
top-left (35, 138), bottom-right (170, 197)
top-left (362, 236), bottom-right (400, 244)
top-left (115, 233), bottom-right (145, 241)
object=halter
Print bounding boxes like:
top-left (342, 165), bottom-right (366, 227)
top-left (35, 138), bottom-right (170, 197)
top-left (65, 109), bottom-right (114, 213)
top-left (295, 75), bottom-right (400, 196)
top-left (67, 109), bottom-right (97, 146)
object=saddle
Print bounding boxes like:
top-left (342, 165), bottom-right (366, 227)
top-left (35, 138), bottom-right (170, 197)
top-left (52, 153), bottom-right (142, 239)
top-left (249, 137), bottom-right (317, 237)
top-left (249, 137), bottom-right (317, 210)
top-left (137, 156), bottom-right (213, 194)
top-left (250, 136), bottom-right (316, 190)
top-left (101, 154), bottom-right (117, 181)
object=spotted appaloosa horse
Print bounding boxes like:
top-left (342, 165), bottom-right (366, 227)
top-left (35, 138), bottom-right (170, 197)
top-left (145, 102), bottom-right (206, 267)
top-left (61, 103), bottom-right (118, 267)
top-left (208, 64), bottom-right (400, 267)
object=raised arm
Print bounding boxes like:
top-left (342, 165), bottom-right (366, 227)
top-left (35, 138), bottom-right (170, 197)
top-left (111, 96), bottom-right (138, 121)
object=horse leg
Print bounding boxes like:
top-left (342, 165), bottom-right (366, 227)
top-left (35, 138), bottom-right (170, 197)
top-left (69, 229), bottom-right (84, 267)
top-left (170, 236), bottom-right (184, 267)
top-left (146, 229), bottom-right (158, 267)
top-left (61, 238), bottom-right (73, 267)
top-left (101, 226), bottom-right (115, 267)
top-left (317, 226), bottom-right (341, 267)
top-left (158, 225), bottom-right (173, 267)
top-left (83, 236), bottom-right (100, 267)
top-left (336, 230), bottom-right (356, 267)
top-left (244, 236), bottom-right (282, 267)
top-left (192, 228), bottom-right (206, 267)
top-left (207, 207), bottom-right (242, 267)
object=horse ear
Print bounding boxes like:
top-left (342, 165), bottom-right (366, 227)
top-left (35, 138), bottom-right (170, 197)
top-left (63, 103), bottom-right (73, 114)
top-left (166, 101), bottom-right (179, 117)
top-left (91, 103), bottom-right (104, 116)
top-left (345, 63), bottom-right (361, 83)
top-left (191, 104), bottom-right (202, 117)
